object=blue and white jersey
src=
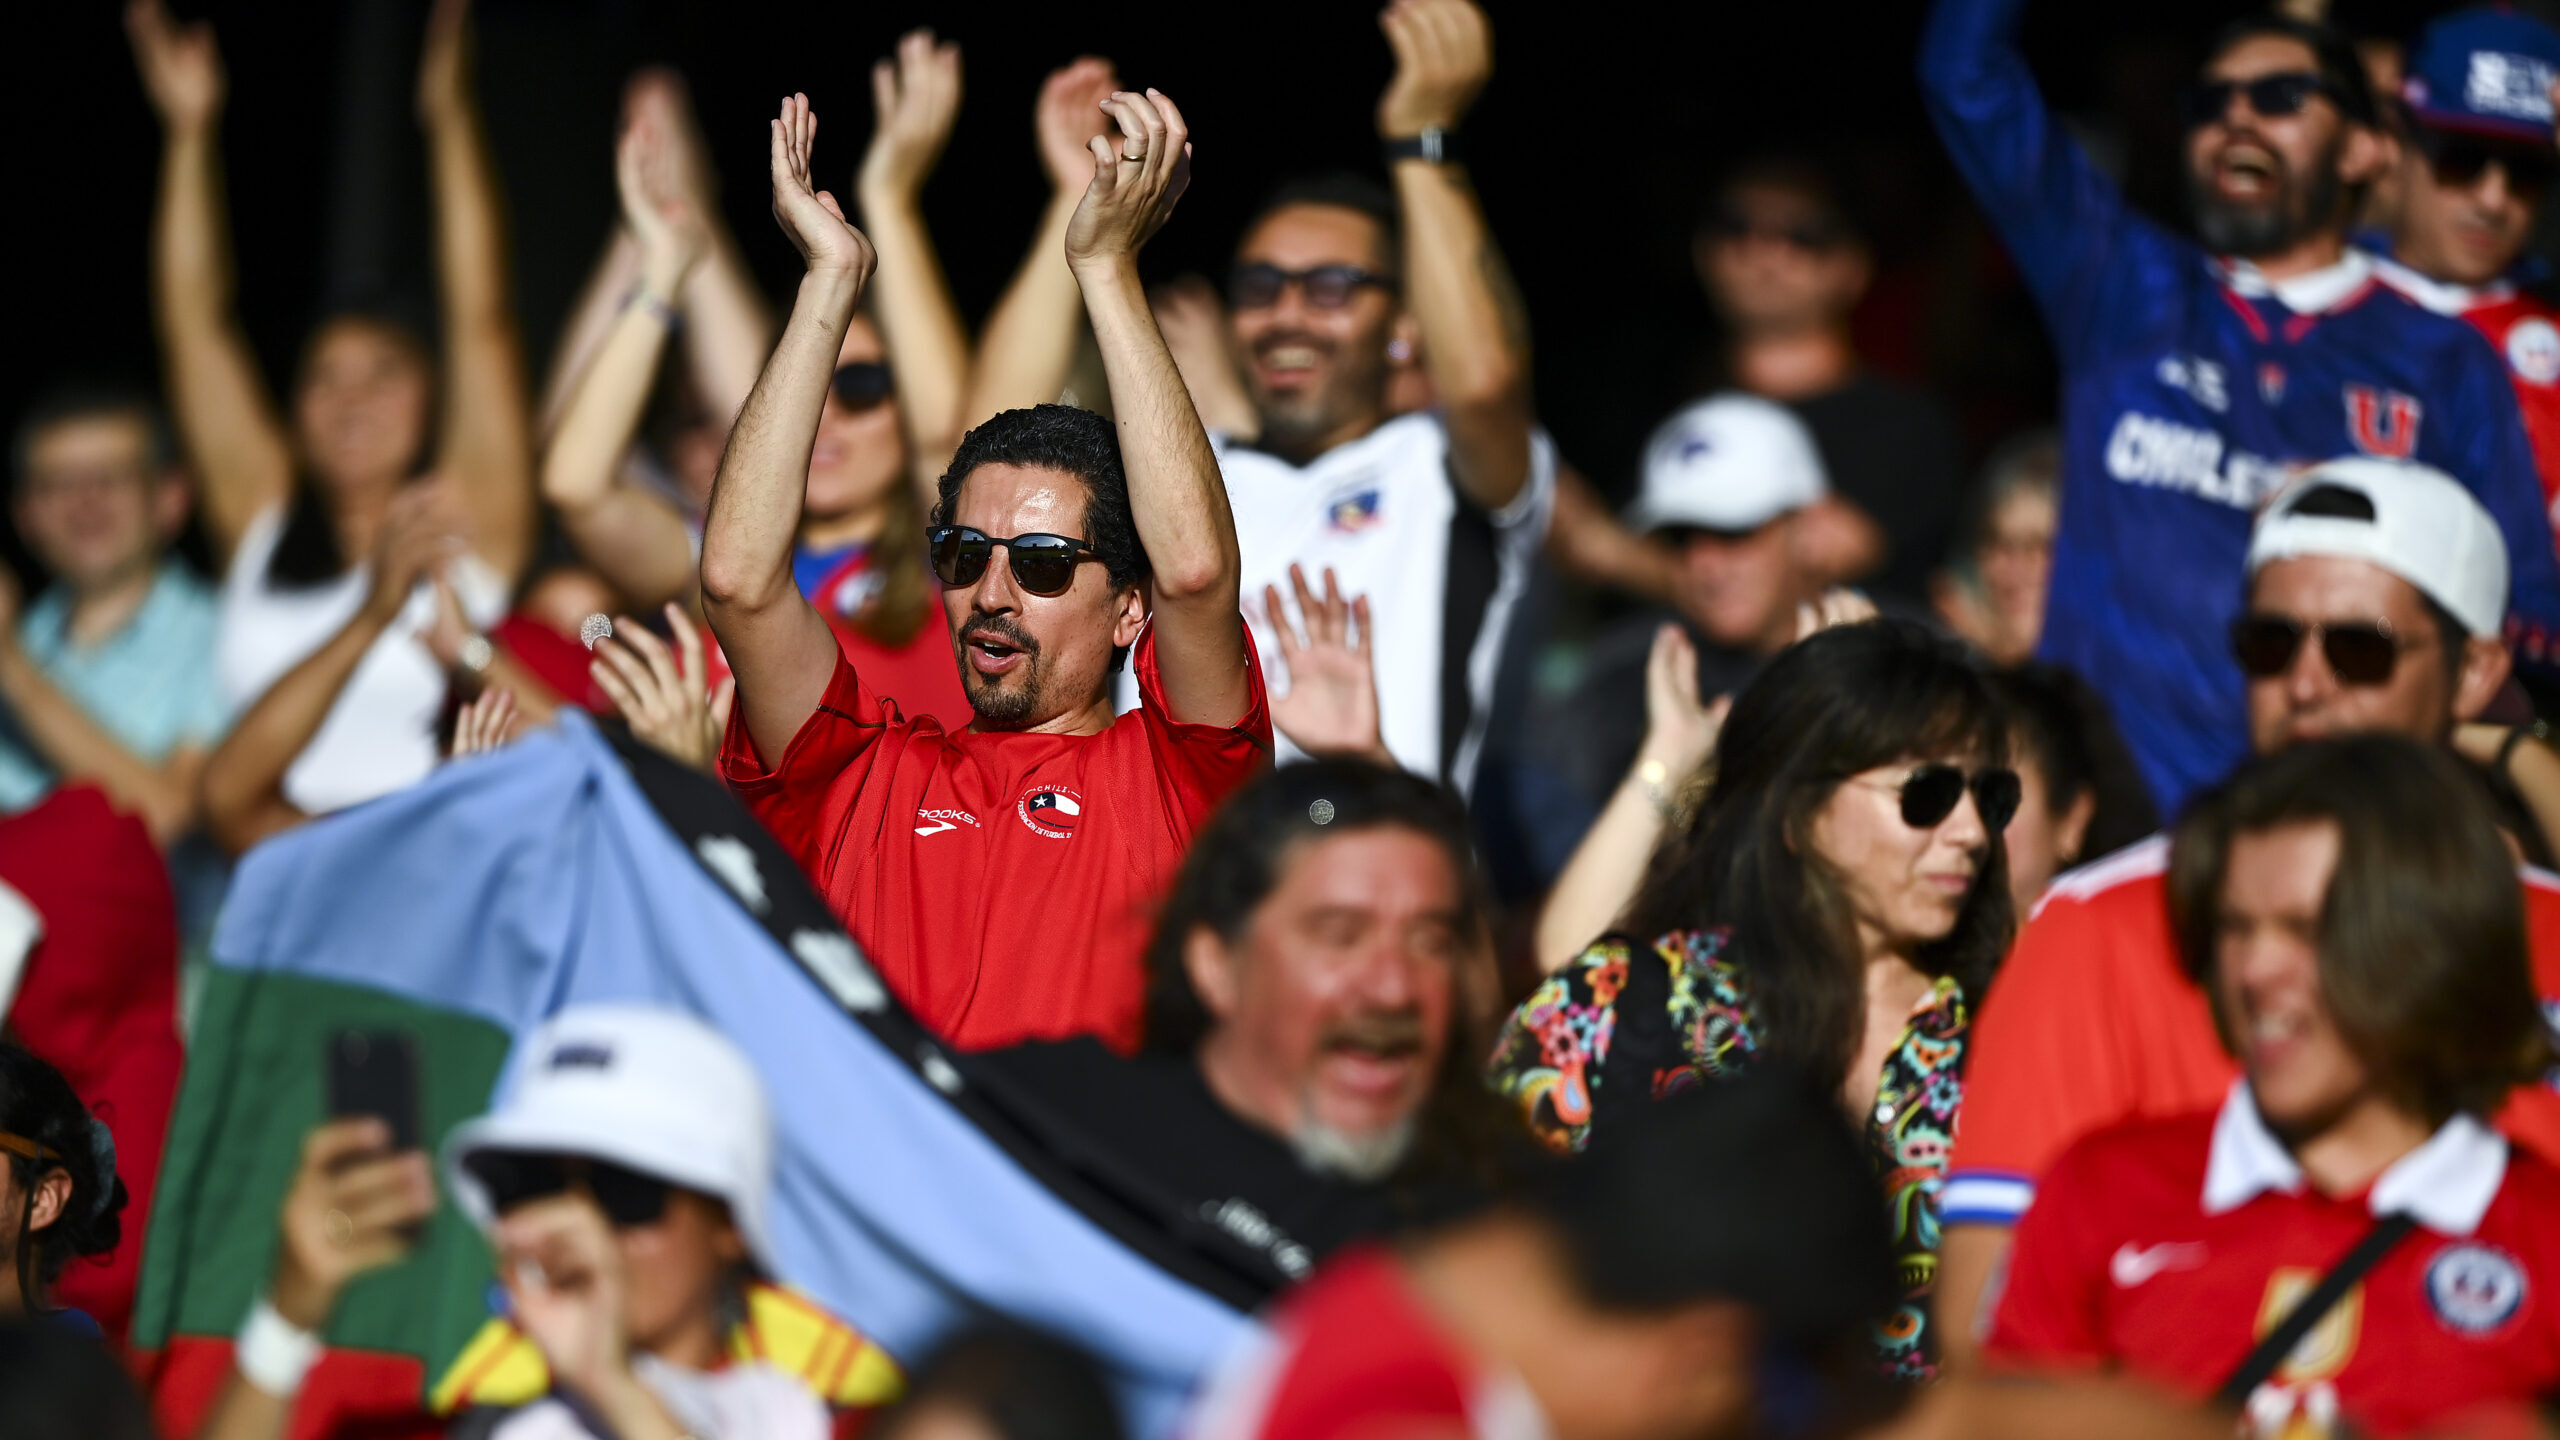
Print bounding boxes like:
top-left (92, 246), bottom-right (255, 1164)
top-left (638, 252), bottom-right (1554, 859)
top-left (1921, 0), bottom-right (2560, 813)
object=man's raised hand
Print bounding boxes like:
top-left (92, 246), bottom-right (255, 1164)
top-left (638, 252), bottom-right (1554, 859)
top-left (768, 94), bottom-right (877, 283)
top-left (1267, 566), bottom-right (1391, 765)
top-left (1377, 0), bottom-right (1492, 139)
top-left (125, 0), bottom-right (224, 132)
top-left (1036, 58), bottom-right (1123, 194)
top-left (1063, 89), bottom-right (1193, 270)
top-left (860, 29), bottom-right (962, 205)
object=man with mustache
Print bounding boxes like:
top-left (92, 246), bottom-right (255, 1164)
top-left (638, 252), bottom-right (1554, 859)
top-left (1920, 0), bottom-right (2560, 817)
top-left (704, 89), bottom-right (1267, 1055)
top-left (963, 760), bottom-right (1498, 1305)
top-left (2374, 9), bottom-right (2560, 543)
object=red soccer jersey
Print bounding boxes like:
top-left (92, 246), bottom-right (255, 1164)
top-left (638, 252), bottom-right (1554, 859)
top-left (1187, 1247), bottom-right (1550, 1440)
top-left (1989, 1094), bottom-right (2560, 1437)
top-left (2375, 260), bottom-right (2560, 561)
top-left (1944, 838), bottom-right (2560, 1229)
top-left (720, 626), bottom-right (1270, 1053)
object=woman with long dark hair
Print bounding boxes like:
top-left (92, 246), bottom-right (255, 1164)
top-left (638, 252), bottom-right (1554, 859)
top-left (1489, 619), bottom-right (2017, 1380)
top-left (0, 1045), bottom-right (127, 1333)
top-left (130, 0), bottom-right (539, 853)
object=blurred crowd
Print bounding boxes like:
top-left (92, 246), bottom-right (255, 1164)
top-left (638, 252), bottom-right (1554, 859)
top-left (9, 0), bottom-right (2560, 1435)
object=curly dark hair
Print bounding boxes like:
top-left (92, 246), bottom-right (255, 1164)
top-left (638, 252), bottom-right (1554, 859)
top-left (0, 1045), bottom-right (125, 1313)
top-left (932, 405), bottom-right (1148, 594)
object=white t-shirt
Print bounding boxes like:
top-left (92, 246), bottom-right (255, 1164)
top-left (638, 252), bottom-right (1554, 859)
top-left (487, 1355), bottom-right (830, 1440)
top-left (217, 503), bottom-right (509, 816)
top-left (1121, 413), bottom-right (1552, 793)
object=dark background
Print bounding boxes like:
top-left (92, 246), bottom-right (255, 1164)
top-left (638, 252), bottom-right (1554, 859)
top-left (2, 0), bottom-right (2469, 534)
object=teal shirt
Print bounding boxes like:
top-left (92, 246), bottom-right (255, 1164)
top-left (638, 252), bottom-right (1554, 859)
top-left (0, 563), bottom-right (230, 812)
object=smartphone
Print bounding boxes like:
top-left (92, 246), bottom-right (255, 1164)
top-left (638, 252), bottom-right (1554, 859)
top-left (326, 1029), bottom-right (421, 1155)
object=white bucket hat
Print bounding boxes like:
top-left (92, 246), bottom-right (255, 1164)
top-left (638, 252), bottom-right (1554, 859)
top-left (443, 1004), bottom-right (777, 1273)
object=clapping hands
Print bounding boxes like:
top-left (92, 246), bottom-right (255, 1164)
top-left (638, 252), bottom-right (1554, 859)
top-left (618, 98), bottom-right (710, 295)
top-left (1062, 88), bottom-right (1193, 271)
top-left (769, 94), bottom-right (877, 284)
top-left (1378, 0), bottom-right (1493, 140)
top-left (1036, 59), bottom-right (1122, 195)
top-left (860, 30), bottom-right (963, 206)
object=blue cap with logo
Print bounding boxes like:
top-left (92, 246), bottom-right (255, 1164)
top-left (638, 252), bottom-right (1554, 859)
top-left (2403, 6), bottom-right (2560, 146)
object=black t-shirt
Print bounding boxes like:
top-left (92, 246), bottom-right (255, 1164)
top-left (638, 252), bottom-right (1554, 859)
top-left (1789, 374), bottom-right (1967, 605)
top-left (1545, 610), bottom-right (1766, 810)
top-left (959, 1041), bottom-right (1406, 1309)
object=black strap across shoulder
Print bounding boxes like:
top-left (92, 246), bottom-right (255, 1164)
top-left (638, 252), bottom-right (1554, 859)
top-left (2215, 1212), bottom-right (2420, 1406)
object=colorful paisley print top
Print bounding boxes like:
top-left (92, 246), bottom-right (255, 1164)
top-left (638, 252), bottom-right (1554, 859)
top-left (1485, 927), bottom-right (1969, 1382)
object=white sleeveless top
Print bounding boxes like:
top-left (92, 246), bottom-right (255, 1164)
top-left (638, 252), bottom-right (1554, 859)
top-left (217, 504), bottom-right (509, 816)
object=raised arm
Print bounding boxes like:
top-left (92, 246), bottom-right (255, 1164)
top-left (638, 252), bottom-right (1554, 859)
top-left (539, 106), bottom-right (710, 608)
top-left (415, 0), bottom-right (535, 586)
top-left (640, 69), bottom-right (777, 428)
top-left (126, 0), bottom-right (291, 568)
top-left (856, 30), bottom-right (973, 492)
top-left (699, 96), bottom-right (877, 763)
top-left (1378, 0), bottom-right (1532, 512)
top-left (1067, 90), bottom-right (1249, 727)
top-left (959, 59), bottom-right (1121, 428)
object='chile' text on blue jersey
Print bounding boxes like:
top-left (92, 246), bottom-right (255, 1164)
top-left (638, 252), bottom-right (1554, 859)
top-left (1920, 0), bottom-right (2560, 813)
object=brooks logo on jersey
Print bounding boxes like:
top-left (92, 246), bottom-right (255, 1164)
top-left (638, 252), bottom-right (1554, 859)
top-left (2103, 412), bottom-right (2292, 508)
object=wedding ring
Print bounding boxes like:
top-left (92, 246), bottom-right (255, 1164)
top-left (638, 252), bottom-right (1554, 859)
top-left (323, 1208), bottom-right (355, 1246)
top-left (1121, 149), bottom-right (1147, 162)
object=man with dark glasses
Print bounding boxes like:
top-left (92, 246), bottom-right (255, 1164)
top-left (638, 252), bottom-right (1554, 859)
top-left (1936, 457), bottom-right (2560, 1371)
top-left (2375, 9), bottom-right (2560, 536)
top-left (703, 89), bottom-right (1267, 1055)
top-left (1922, 0), bottom-right (2560, 818)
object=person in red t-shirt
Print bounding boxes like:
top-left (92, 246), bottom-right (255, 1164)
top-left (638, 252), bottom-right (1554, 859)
top-left (1990, 736), bottom-right (2560, 1437)
top-left (704, 91), bottom-right (1267, 1055)
top-left (1939, 458), bottom-right (2560, 1367)
top-left (1187, 1072), bottom-right (1896, 1440)
top-left (2373, 8), bottom-right (2560, 553)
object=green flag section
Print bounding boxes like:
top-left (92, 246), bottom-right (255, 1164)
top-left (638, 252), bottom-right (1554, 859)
top-left (132, 968), bottom-right (513, 1440)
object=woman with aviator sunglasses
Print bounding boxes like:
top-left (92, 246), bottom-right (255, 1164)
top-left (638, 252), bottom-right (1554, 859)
top-left (1489, 619), bottom-right (2018, 1381)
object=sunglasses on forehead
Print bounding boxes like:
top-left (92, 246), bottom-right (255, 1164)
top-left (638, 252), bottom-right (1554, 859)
top-left (2229, 614), bottom-right (2415, 686)
top-left (2176, 71), bottom-right (2333, 129)
top-left (927, 525), bottom-right (1102, 597)
top-left (1228, 263), bottom-right (1397, 311)
top-left (1862, 764), bottom-right (2022, 832)
top-left (2409, 125), bottom-right (2559, 200)
top-left (464, 1151), bottom-right (673, 1229)
top-left (831, 361), bottom-right (893, 412)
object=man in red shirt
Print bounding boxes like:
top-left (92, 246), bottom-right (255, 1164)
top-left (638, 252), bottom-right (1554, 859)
top-left (703, 92), bottom-right (1267, 1053)
top-left (2375, 8), bottom-right (2560, 553)
top-left (1939, 457), bottom-right (2560, 1364)
top-left (1989, 736), bottom-right (2560, 1437)
top-left (1185, 1073), bottom-right (1894, 1440)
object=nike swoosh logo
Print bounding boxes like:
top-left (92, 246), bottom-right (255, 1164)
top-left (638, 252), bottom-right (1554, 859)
top-left (2110, 1241), bottom-right (2208, 1288)
top-left (914, 819), bottom-right (959, 837)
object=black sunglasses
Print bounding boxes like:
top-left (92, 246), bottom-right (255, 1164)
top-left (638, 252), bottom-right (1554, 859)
top-left (1707, 208), bottom-right (1846, 253)
top-left (1888, 763), bottom-right (2022, 831)
top-left (466, 1151), bottom-right (673, 1229)
top-left (2411, 126), bottom-right (2559, 201)
top-left (2230, 613), bottom-right (2412, 686)
top-left (927, 525), bottom-right (1102, 597)
top-left (1228, 263), bottom-right (1397, 311)
top-left (2177, 72), bottom-right (2330, 129)
top-left (831, 362), bottom-right (894, 412)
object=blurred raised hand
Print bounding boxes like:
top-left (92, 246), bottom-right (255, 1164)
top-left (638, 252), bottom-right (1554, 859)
top-left (125, 0), bottom-right (224, 131)
top-left (618, 102), bottom-right (710, 297)
top-left (450, 688), bottom-right (524, 759)
top-left (1267, 566), bottom-right (1391, 766)
top-left (590, 604), bottom-right (733, 773)
top-left (859, 29), bottom-right (963, 205)
top-left (769, 93), bottom-right (877, 282)
top-left (1377, 0), bottom-right (1493, 138)
top-left (415, 0), bottom-right (474, 125)
top-left (1063, 88), bottom-right (1193, 270)
top-left (1036, 58), bottom-right (1122, 194)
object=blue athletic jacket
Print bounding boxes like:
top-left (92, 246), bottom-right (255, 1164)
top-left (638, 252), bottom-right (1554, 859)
top-left (1920, 0), bottom-right (2560, 813)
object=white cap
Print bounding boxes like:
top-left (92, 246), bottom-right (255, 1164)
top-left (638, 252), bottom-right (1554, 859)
top-left (2246, 457), bottom-right (2510, 639)
top-left (1628, 394), bottom-right (1828, 533)
top-left (444, 1005), bottom-right (777, 1272)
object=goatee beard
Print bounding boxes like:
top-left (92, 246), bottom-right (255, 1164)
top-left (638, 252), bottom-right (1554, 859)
top-left (2188, 140), bottom-right (2345, 261)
